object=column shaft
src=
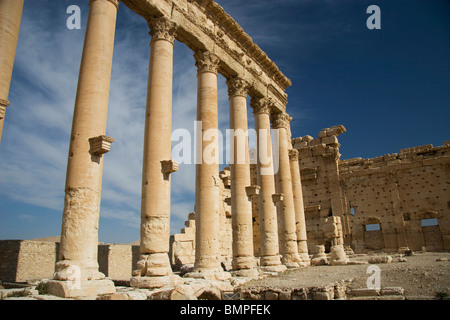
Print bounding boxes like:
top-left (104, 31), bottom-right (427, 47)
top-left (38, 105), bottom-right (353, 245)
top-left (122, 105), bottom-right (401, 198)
top-left (251, 98), bottom-right (285, 272)
top-left (227, 77), bottom-right (256, 273)
top-left (56, 0), bottom-right (118, 281)
top-left (272, 113), bottom-right (301, 267)
top-left (289, 149), bottom-right (310, 265)
top-left (136, 17), bottom-right (176, 278)
top-left (193, 50), bottom-right (222, 272)
top-left (0, 0), bottom-right (24, 143)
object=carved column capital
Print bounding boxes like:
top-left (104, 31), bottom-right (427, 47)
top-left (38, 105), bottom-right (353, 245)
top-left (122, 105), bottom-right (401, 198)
top-left (148, 16), bottom-right (176, 44)
top-left (194, 50), bottom-right (220, 75)
top-left (226, 76), bottom-right (248, 98)
top-left (250, 97), bottom-right (271, 115)
top-left (288, 149), bottom-right (299, 162)
top-left (270, 112), bottom-right (292, 130)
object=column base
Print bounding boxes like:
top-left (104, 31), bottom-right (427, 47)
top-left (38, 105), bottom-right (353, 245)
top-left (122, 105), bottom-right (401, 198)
top-left (230, 268), bottom-right (260, 278)
top-left (46, 279), bottom-right (116, 298)
top-left (298, 253), bottom-right (311, 267)
top-left (183, 268), bottom-right (231, 281)
top-left (133, 253), bottom-right (173, 277)
top-left (130, 274), bottom-right (184, 289)
top-left (259, 265), bottom-right (287, 273)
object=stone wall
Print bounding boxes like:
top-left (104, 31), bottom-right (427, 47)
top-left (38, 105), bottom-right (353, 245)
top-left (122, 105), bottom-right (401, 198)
top-left (0, 241), bottom-right (58, 282)
top-left (0, 240), bottom-right (140, 283)
top-left (293, 125), bottom-right (450, 253)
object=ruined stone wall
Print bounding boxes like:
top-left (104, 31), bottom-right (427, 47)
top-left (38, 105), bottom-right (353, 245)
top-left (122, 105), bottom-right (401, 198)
top-left (293, 126), bottom-right (450, 253)
top-left (292, 126), bottom-right (348, 253)
top-left (0, 241), bottom-right (57, 282)
top-left (0, 240), bottom-right (140, 283)
top-left (340, 142), bottom-right (450, 252)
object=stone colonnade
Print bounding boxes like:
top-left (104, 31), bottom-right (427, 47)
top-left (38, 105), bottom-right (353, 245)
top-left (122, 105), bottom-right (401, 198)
top-left (2, 0), bottom-right (310, 297)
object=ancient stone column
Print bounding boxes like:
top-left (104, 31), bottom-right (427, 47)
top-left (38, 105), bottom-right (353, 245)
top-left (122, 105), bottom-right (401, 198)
top-left (48, 0), bottom-right (119, 298)
top-left (130, 16), bottom-right (183, 289)
top-left (289, 148), bottom-right (311, 266)
top-left (226, 76), bottom-right (258, 277)
top-left (250, 97), bottom-right (286, 273)
top-left (187, 50), bottom-right (230, 280)
top-left (271, 112), bottom-right (301, 268)
top-left (0, 0), bottom-right (23, 143)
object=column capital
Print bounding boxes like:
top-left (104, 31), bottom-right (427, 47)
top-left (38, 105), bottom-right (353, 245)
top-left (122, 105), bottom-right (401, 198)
top-left (194, 50), bottom-right (220, 75)
top-left (148, 16), bottom-right (176, 44)
top-left (226, 76), bottom-right (248, 98)
top-left (250, 97), bottom-right (270, 115)
top-left (288, 149), bottom-right (299, 162)
top-left (270, 112), bottom-right (292, 130)
top-left (89, 0), bottom-right (119, 11)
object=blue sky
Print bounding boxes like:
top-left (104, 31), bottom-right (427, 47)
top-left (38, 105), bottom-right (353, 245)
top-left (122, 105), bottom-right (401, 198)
top-left (0, 0), bottom-right (449, 244)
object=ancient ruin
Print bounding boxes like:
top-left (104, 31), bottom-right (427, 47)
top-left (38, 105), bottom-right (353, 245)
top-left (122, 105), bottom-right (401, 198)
top-left (0, 0), bottom-right (448, 301)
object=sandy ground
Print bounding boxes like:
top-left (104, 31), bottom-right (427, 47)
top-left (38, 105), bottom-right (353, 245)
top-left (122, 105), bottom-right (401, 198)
top-left (239, 251), bottom-right (450, 298)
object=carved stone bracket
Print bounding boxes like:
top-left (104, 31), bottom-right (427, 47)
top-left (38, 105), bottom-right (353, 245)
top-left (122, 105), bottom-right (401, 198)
top-left (272, 193), bottom-right (284, 203)
top-left (89, 135), bottom-right (114, 155)
top-left (226, 76), bottom-right (248, 98)
top-left (148, 16), bottom-right (177, 44)
top-left (161, 160), bottom-right (179, 175)
top-left (245, 185), bottom-right (260, 197)
top-left (194, 50), bottom-right (220, 75)
top-left (0, 99), bottom-right (9, 120)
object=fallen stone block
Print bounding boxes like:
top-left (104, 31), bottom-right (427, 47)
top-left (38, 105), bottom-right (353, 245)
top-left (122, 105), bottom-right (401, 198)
top-left (368, 256), bottom-right (393, 264)
top-left (0, 287), bottom-right (38, 299)
top-left (381, 287), bottom-right (404, 296)
top-left (264, 290), bottom-right (279, 300)
top-left (347, 260), bottom-right (368, 265)
top-left (349, 288), bottom-right (380, 297)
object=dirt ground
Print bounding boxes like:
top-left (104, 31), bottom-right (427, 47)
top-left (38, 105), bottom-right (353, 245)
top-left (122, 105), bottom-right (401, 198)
top-left (239, 251), bottom-right (450, 298)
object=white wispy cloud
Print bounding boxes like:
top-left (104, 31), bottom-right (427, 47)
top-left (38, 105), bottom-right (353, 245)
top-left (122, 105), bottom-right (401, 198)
top-left (0, 1), bottom-right (272, 242)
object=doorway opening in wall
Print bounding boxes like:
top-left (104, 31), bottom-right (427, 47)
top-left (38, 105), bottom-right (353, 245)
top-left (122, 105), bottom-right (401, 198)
top-left (324, 240), bottom-right (332, 253)
top-left (421, 218), bottom-right (438, 227)
top-left (365, 223), bottom-right (381, 231)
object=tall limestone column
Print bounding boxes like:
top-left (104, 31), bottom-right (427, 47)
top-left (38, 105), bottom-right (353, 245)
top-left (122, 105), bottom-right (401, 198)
top-left (289, 149), bottom-right (310, 266)
top-left (0, 0), bottom-right (24, 143)
top-left (48, 0), bottom-right (119, 298)
top-left (186, 50), bottom-right (230, 280)
top-left (226, 76), bottom-right (258, 277)
top-left (130, 16), bottom-right (182, 289)
top-left (271, 112), bottom-right (301, 268)
top-left (250, 97), bottom-right (286, 273)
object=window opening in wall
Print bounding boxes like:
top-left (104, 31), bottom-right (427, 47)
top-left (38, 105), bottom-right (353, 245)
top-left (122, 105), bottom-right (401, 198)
top-left (421, 218), bottom-right (438, 227)
top-left (365, 223), bottom-right (381, 231)
top-left (350, 207), bottom-right (355, 216)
